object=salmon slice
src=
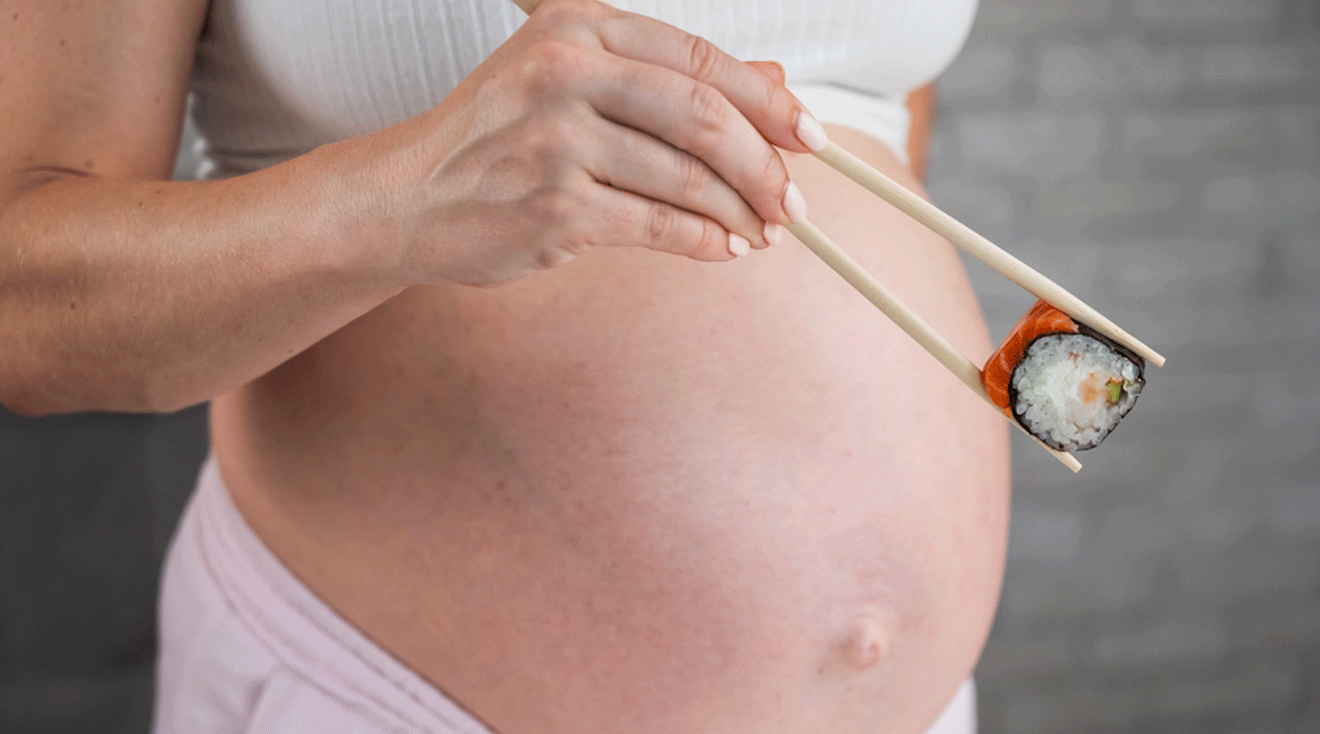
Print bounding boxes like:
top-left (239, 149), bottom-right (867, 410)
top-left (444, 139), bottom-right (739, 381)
top-left (981, 299), bottom-right (1079, 413)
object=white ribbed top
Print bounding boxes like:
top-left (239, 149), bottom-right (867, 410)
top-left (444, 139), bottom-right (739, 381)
top-left (188, 0), bottom-right (978, 177)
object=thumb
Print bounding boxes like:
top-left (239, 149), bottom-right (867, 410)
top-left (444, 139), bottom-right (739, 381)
top-left (746, 60), bottom-right (786, 86)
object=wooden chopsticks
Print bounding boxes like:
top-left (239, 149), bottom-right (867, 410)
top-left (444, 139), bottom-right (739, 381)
top-left (787, 220), bottom-right (1085, 472)
top-left (815, 142), bottom-right (1166, 367)
top-left (508, 0), bottom-right (1165, 470)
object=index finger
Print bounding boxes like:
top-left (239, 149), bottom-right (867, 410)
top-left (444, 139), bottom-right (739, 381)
top-left (515, 0), bottom-right (829, 154)
top-left (592, 12), bottom-right (829, 154)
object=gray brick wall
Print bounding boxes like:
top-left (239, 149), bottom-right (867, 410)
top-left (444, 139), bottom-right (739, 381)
top-left (2, 0), bottom-right (1317, 732)
top-left (933, 0), bottom-right (1320, 732)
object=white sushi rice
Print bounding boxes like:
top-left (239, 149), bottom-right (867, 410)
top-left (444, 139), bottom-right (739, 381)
top-left (1011, 333), bottom-right (1143, 451)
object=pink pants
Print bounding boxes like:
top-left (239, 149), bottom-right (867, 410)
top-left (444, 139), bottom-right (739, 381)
top-left (153, 456), bottom-right (978, 733)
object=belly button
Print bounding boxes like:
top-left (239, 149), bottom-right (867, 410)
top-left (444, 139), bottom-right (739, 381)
top-left (836, 608), bottom-right (893, 671)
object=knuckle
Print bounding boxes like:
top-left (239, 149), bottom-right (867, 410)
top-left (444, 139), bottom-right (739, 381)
top-left (534, 0), bottom-right (619, 37)
top-left (687, 81), bottom-right (727, 134)
top-left (536, 0), bottom-right (596, 28)
top-left (520, 41), bottom-right (586, 96)
top-left (645, 202), bottom-right (680, 244)
top-left (526, 114), bottom-right (580, 162)
top-left (675, 152), bottom-right (708, 201)
top-left (684, 34), bottom-right (723, 82)
top-left (697, 218), bottom-right (725, 255)
top-left (534, 245), bottom-right (582, 269)
top-left (525, 186), bottom-right (578, 231)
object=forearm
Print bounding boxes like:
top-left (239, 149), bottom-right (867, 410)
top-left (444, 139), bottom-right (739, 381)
top-left (0, 0), bottom-right (823, 419)
top-left (0, 142), bottom-right (408, 416)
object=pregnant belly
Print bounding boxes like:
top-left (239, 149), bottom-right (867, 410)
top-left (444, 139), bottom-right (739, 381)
top-left (212, 130), bottom-right (1010, 734)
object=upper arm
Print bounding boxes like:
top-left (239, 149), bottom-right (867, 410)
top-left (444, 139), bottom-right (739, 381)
top-left (0, 0), bottom-right (210, 194)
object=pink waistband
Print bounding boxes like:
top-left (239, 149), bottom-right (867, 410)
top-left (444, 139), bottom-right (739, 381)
top-left (193, 455), bottom-right (497, 734)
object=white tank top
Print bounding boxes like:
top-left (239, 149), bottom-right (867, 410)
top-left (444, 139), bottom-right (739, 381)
top-left (188, 0), bottom-right (978, 177)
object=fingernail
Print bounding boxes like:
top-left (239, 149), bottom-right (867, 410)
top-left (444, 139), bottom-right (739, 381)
top-left (782, 181), bottom-right (808, 223)
top-left (728, 232), bottom-right (751, 257)
top-left (763, 222), bottom-right (785, 247)
top-left (795, 110), bottom-right (829, 152)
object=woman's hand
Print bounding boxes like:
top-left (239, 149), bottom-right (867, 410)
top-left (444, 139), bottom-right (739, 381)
top-left (0, 0), bottom-right (825, 414)
top-left (359, 0), bottom-right (828, 286)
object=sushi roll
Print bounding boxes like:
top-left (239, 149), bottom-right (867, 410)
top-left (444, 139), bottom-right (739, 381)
top-left (983, 299), bottom-right (1145, 452)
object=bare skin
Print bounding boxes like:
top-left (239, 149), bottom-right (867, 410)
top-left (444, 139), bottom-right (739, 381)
top-left (1, 0), bottom-right (807, 414)
top-left (905, 83), bottom-right (937, 181)
top-left (0, 1), bottom-right (1009, 732)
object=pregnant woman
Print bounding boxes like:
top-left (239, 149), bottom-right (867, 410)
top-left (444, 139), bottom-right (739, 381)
top-left (0, 0), bottom-right (1009, 731)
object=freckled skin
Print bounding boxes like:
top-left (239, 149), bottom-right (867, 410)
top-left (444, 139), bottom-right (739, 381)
top-left (217, 126), bottom-right (1011, 734)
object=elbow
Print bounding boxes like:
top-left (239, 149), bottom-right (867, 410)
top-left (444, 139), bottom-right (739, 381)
top-left (0, 356), bottom-right (50, 416)
top-left (0, 364), bottom-right (84, 416)
top-left (141, 391), bottom-right (205, 416)
top-left (0, 325), bottom-right (205, 415)
top-left (0, 377), bottom-right (58, 418)
top-left (1, 387), bottom-right (195, 419)
top-left (0, 366), bottom-right (182, 417)
top-left (5, 401), bottom-right (56, 419)
top-left (0, 347), bottom-right (85, 415)
top-left (1, 398), bottom-right (43, 418)
top-left (140, 370), bottom-right (211, 414)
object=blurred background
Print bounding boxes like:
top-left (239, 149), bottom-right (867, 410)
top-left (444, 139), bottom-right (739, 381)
top-left (933, 0), bottom-right (1320, 731)
top-left (1, 0), bottom-right (1317, 732)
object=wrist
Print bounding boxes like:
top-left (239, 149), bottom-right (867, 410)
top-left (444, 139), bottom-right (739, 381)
top-left (297, 134), bottom-right (422, 292)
